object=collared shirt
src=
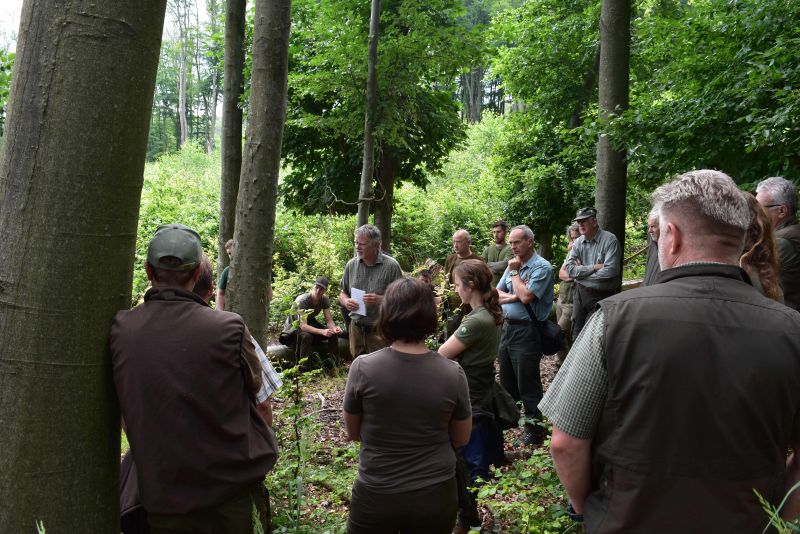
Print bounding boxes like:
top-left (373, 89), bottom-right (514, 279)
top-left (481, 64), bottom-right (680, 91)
top-left (483, 243), bottom-right (512, 287)
top-left (497, 253), bottom-right (554, 321)
top-left (538, 310), bottom-right (607, 439)
top-left (252, 336), bottom-right (283, 404)
top-left (564, 228), bottom-right (621, 291)
top-left (340, 250), bottom-right (403, 326)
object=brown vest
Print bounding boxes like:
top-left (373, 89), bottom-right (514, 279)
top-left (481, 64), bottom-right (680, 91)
top-left (776, 220), bottom-right (800, 309)
top-left (588, 264), bottom-right (800, 533)
top-left (111, 288), bottom-right (277, 514)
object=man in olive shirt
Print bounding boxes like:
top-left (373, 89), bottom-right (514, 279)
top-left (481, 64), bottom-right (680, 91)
top-left (756, 176), bottom-right (800, 309)
top-left (482, 220), bottom-right (512, 287)
top-left (293, 276), bottom-right (342, 362)
top-left (339, 224), bottom-right (403, 357)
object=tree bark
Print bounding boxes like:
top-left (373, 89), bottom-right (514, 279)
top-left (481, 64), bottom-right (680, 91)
top-left (0, 1), bottom-right (166, 531)
top-left (373, 149), bottom-right (398, 253)
top-left (226, 0), bottom-right (292, 345)
top-left (538, 232), bottom-right (553, 262)
top-left (460, 65), bottom-right (483, 123)
top-left (170, 0), bottom-right (191, 147)
top-left (357, 0), bottom-right (381, 227)
top-left (218, 0), bottom-right (246, 270)
top-left (595, 0), bottom-right (630, 256)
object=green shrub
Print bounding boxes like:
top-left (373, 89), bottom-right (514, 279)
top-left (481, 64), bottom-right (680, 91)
top-left (133, 143), bottom-right (221, 303)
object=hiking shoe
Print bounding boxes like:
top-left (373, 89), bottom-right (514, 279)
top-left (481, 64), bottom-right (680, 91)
top-left (519, 423), bottom-right (546, 447)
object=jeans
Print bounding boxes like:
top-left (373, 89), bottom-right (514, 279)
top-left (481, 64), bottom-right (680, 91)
top-left (498, 321), bottom-right (543, 423)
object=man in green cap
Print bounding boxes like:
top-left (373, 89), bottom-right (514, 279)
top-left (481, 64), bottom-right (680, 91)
top-left (111, 223), bottom-right (278, 533)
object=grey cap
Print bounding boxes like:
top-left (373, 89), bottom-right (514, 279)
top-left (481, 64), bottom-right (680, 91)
top-left (575, 207), bottom-right (597, 221)
top-left (147, 223), bottom-right (202, 271)
top-left (314, 276), bottom-right (330, 290)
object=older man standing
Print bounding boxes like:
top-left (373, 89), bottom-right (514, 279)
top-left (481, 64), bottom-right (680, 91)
top-left (496, 225), bottom-right (554, 447)
top-left (339, 224), bottom-right (403, 357)
top-left (756, 176), bottom-right (800, 309)
top-left (482, 220), bottom-right (512, 287)
top-left (560, 207), bottom-right (621, 340)
top-left (445, 229), bottom-right (483, 284)
top-left (540, 170), bottom-right (800, 532)
top-left (112, 224), bottom-right (277, 533)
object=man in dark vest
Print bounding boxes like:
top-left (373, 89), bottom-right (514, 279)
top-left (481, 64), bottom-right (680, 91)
top-left (540, 170), bottom-right (800, 532)
top-left (112, 224), bottom-right (278, 533)
top-left (756, 176), bottom-right (800, 309)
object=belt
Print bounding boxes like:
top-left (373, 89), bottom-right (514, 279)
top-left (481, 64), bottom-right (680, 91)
top-left (504, 318), bottom-right (532, 326)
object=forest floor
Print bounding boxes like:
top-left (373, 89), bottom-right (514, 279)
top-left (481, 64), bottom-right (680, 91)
top-left (266, 351), bottom-right (571, 533)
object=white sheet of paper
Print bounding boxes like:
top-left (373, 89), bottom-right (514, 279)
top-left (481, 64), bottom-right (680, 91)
top-left (350, 287), bottom-right (367, 316)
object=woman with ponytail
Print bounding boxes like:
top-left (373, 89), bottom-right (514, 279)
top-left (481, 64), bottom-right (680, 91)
top-left (439, 259), bottom-right (504, 533)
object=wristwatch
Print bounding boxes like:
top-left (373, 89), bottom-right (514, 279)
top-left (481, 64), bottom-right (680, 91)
top-left (509, 269), bottom-right (520, 277)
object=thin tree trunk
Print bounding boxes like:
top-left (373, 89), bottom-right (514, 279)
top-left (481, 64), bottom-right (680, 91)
top-left (373, 149), bottom-right (398, 253)
top-left (218, 0), bottom-right (246, 270)
top-left (568, 46), bottom-right (601, 129)
top-left (461, 66), bottom-right (483, 123)
top-left (357, 0), bottom-right (381, 227)
top-left (0, 1), bottom-right (166, 531)
top-left (208, 66), bottom-right (219, 153)
top-left (226, 0), bottom-right (292, 345)
top-left (595, 0), bottom-right (629, 258)
top-left (538, 232), bottom-right (553, 261)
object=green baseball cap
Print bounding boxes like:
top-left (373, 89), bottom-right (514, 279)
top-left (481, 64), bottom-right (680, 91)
top-left (147, 223), bottom-right (202, 271)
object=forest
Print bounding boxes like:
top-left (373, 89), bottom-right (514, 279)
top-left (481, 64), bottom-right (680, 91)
top-left (0, 0), bottom-right (799, 532)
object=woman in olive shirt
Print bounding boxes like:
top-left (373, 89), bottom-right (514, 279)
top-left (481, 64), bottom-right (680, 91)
top-left (439, 259), bottom-right (504, 533)
top-left (343, 277), bottom-right (472, 534)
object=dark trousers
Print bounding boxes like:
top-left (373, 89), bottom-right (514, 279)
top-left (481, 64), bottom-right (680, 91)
top-left (296, 317), bottom-right (339, 365)
top-left (456, 417), bottom-right (504, 528)
top-left (571, 284), bottom-right (616, 341)
top-left (347, 477), bottom-right (458, 534)
top-left (147, 482), bottom-right (270, 534)
top-left (498, 321), bottom-right (543, 423)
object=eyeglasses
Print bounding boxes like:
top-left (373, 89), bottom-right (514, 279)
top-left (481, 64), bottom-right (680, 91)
top-left (763, 204), bottom-right (784, 209)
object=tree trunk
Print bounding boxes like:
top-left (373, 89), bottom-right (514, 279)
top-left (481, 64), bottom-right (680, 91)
top-left (568, 46), bottom-right (601, 129)
top-left (226, 0), bottom-right (292, 345)
top-left (357, 0), bottom-right (381, 227)
top-left (538, 231), bottom-right (553, 262)
top-left (373, 149), bottom-right (398, 253)
top-left (218, 0), bottom-right (246, 270)
top-left (461, 65), bottom-right (483, 123)
top-left (207, 66), bottom-right (219, 153)
top-left (0, 1), bottom-right (166, 531)
top-left (595, 0), bottom-right (629, 257)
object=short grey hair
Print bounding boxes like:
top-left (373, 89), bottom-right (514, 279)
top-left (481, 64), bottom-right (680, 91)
top-left (651, 169), bottom-right (749, 232)
top-left (756, 176), bottom-right (797, 213)
top-left (511, 224), bottom-right (534, 241)
top-left (354, 224), bottom-right (381, 246)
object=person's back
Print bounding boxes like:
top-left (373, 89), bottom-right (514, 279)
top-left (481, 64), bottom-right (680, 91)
top-left (591, 264), bottom-right (800, 532)
top-left (112, 287), bottom-right (277, 513)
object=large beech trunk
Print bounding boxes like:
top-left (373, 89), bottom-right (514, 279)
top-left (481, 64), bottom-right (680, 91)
top-left (0, 1), bottom-right (166, 531)
top-left (226, 0), bottom-right (292, 345)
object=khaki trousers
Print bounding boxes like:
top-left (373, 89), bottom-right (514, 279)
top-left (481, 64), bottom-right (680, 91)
top-left (348, 321), bottom-right (386, 358)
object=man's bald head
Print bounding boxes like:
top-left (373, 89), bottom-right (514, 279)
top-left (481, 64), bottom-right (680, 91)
top-left (651, 170), bottom-right (749, 269)
top-left (452, 229), bottom-right (472, 257)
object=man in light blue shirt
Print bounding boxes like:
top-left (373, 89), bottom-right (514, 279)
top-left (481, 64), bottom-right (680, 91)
top-left (496, 225), bottom-right (554, 447)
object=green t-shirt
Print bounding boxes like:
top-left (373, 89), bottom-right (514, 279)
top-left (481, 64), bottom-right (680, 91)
top-left (217, 266), bottom-right (230, 290)
top-left (454, 305), bottom-right (500, 411)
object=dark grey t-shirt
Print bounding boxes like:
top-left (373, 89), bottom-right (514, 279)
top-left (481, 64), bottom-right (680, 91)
top-left (343, 348), bottom-right (471, 493)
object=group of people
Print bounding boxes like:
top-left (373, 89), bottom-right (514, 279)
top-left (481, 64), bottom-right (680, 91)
top-left (112, 170), bottom-right (800, 534)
